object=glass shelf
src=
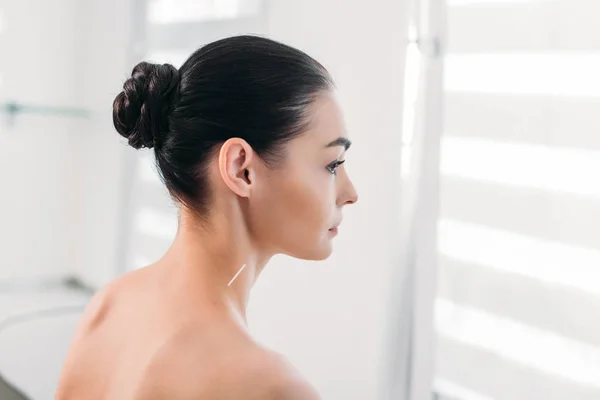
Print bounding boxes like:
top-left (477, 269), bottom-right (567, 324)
top-left (1, 102), bottom-right (92, 119)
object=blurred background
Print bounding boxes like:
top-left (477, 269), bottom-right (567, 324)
top-left (0, 0), bottom-right (599, 399)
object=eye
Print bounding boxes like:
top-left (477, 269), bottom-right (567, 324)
top-left (327, 159), bottom-right (346, 175)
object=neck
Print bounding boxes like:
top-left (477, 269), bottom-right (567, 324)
top-left (157, 206), bottom-right (273, 327)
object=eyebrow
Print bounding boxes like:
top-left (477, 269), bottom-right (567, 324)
top-left (325, 137), bottom-right (352, 151)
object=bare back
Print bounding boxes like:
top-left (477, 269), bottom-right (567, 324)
top-left (55, 267), bottom-right (319, 400)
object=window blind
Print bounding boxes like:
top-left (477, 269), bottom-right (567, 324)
top-left (433, 0), bottom-right (600, 399)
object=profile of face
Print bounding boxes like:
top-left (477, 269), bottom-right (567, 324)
top-left (247, 92), bottom-right (359, 260)
top-left (115, 37), bottom-right (354, 262)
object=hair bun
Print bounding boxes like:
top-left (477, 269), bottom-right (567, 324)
top-left (113, 62), bottom-right (180, 149)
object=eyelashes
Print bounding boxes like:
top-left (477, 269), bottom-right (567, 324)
top-left (327, 159), bottom-right (346, 176)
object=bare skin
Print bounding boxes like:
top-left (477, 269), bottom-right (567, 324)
top-left (56, 92), bottom-right (358, 399)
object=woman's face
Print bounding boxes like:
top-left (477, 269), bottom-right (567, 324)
top-left (250, 92), bottom-right (359, 260)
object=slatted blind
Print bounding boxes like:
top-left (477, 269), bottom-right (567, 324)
top-left (125, 0), bottom-right (267, 270)
top-left (433, 0), bottom-right (600, 399)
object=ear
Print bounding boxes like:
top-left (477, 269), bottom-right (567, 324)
top-left (217, 138), bottom-right (255, 198)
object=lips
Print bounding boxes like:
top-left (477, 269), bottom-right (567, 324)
top-left (329, 217), bottom-right (343, 233)
top-left (329, 221), bottom-right (341, 235)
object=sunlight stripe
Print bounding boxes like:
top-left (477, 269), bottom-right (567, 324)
top-left (445, 54), bottom-right (600, 97)
top-left (434, 378), bottom-right (496, 400)
top-left (436, 299), bottom-right (600, 388)
top-left (438, 219), bottom-right (600, 296)
top-left (441, 137), bottom-right (600, 198)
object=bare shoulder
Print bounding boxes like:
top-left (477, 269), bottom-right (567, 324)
top-left (72, 268), bottom-right (150, 333)
top-left (246, 349), bottom-right (322, 400)
top-left (56, 283), bottom-right (120, 399)
top-left (136, 331), bottom-right (321, 400)
top-left (73, 270), bottom-right (137, 328)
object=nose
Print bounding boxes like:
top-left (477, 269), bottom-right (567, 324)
top-left (339, 178), bottom-right (358, 206)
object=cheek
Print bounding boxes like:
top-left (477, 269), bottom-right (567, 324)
top-left (251, 165), bottom-right (336, 252)
top-left (279, 167), bottom-right (335, 229)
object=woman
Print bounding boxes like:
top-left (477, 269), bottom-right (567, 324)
top-left (56, 35), bottom-right (358, 399)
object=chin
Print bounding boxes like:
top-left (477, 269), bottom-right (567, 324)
top-left (282, 231), bottom-right (336, 261)
top-left (286, 242), bottom-right (333, 261)
top-left (308, 251), bottom-right (332, 261)
top-left (304, 242), bottom-right (334, 261)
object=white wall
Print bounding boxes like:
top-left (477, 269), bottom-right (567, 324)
top-left (69, 0), bottom-right (136, 287)
top-left (247, 2), bottom-right (409, 399)
top-left (0, 0), bottom-right (133, 285)
top-left (0, 0), bottom-right (79, 281)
